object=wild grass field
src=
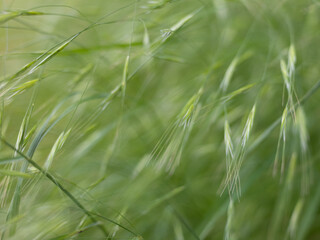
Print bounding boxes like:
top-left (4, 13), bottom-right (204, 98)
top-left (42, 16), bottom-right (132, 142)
top-left (0, 0), bottom-right (320, 239)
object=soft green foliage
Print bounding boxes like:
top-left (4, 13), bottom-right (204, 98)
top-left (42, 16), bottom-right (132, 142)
top-left (0, 0), bottom-right (320, 239)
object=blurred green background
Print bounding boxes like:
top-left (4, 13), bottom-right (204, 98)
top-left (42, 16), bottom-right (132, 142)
top-left (0, 0), bottom-right (320, 239)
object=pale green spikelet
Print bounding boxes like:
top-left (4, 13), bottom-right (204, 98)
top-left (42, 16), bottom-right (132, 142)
top-left (153, 87), bottom-right (202, 174)
top-left (287, 198), bottom-right (304, 239)
top-left (43, 129), bottom-right (71, 171)
top-left (220, 57), bottom-right (239, 93)
top-left (222, 104), bottom-right (256, 197)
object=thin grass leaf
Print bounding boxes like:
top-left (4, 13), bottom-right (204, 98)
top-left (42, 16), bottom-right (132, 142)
top-left (0, 156), bottom-right (23, 165)
top-left (199, 203), bottom-right (228, 239)
top-left (131, 237), bottom-right (144, 240)
top-left (121, 55), bottom-right (130, 100)
top-left (73, 123), bottom-right (116, 160)
top-left (22, 125), bottom-right (37, 150)
top-left (142, 186), bottom-right (185, 215)
top-left (143, 0), bottom-right (172, 9)
top-left (268, 153), bottom-right (297, 239)
top-left (224, 199), bottom-right (235, 240)
top-left (89, 211), bottom-right (139, 237)
top-left (296, 185), bottom-right (320, 240)
top-left (9, 79), bottom-right (39, 98)
top-left (221, 83), bottom-right (256, 104)
top-left (110, 206), bottom-right (129, 238)
top-left (172, 208), bottom-right (201, 240)
top-left (0, 33), bottom-right (80, 100)
top-left (26, 34), bottom-right (80, 77)
top-left (296, 107), bottom-right (308, 152)
top-left (3, 32), bottom-right (80, 88)
top-left (173, 216), bottom-right (185, 240)
top-left (48, 222), bottom-right (101, 240)
top-left (132, 154), bottom-right (152, 178)
top-left (295, 107), bottom-right (311, 194)
top-left (0, 11), bottom-right (43, 25)
top-left (0, 169), bottom-right (32, 178)
top-left (153, 54), bottom-right (185, 63)
top-left (274, 105), bottom-right (288, 176)
top-left (71, 63), bottom-right (93, 87)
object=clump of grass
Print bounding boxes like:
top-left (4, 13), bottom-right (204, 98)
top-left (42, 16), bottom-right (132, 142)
top-left (0, 0), bottom-right (320, 239)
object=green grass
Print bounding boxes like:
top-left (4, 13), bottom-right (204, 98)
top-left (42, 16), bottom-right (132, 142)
top-left (1, 0), bottom-right (320, 239)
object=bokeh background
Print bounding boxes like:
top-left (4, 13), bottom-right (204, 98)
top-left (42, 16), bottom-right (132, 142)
top-left (0, 0), bottom-right (320, 239)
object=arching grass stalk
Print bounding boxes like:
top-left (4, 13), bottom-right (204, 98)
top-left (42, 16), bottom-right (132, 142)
top-left (0, 137), bottom-right (140, 238)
